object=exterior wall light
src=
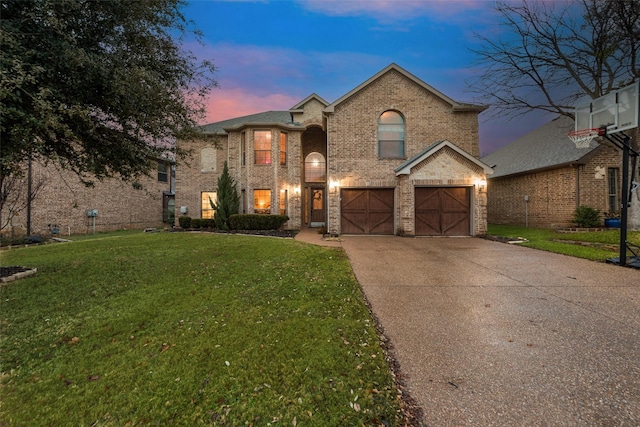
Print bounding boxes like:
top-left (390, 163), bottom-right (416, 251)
top-left (476, 179), bottom-right (487, 191)
top-left (330, 181), bottom-right (339, 192)
top-left (294, 186), bottom-right (301, 195)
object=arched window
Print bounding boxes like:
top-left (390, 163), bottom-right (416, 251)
top-left (378, 111), bottom-right (405, 158)
top-left (305, 152), bottom-right (326, 182)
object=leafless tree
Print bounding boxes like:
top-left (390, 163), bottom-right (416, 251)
top-left (469, 0), bottom-right (640, 119)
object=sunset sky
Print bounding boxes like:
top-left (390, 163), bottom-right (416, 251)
top-left (181, 0), bottom-right (561, 155)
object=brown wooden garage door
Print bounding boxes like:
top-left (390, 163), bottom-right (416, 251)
top-left (341, 189), bottom-right (394, 235)
top-left (415, 187), bottom-right (471, 236)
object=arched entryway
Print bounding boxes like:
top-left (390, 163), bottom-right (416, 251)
top-left (301, 126), bottom-right (327, 228)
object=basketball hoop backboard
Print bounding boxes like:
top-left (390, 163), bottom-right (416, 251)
top-left (574, 81), bottom-right (639, 135)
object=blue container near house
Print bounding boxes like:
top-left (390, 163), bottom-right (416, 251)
top-left (604, 218), bottom-right (621, 228)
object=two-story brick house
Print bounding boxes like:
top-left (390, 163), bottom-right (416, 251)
top-left (175, 63), bottom-right (493, 236)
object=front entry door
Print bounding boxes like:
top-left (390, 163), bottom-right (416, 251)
top-left (309, 187), bottom-right (326, 227)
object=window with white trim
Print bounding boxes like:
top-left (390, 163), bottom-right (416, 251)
top-left (241, 132), bottom-right (246, 166)
top-left (378, 111), bottom-right (405, 158)
top-left (280, 132), bottom-right (287, 165)
top-left (201, 192), bottom-right (216, 219)
top-left (304, 152), bottom-right (326, 182)
top-left (254, 189), bottom-right (271, 214)
top-left (254, 130), bottom-right (271, 165)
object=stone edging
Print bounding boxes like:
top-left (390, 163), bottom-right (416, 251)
top-left (0, 268), bottom-right (38, 285)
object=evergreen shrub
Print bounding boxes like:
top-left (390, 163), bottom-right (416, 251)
top-left (229, 214), bottom-right (289, 230)
top-left (178, 216), bottom-right (191, 229)
top-left (573, 205), bottom-right (601, 228)
top-left (213, 162), bottom-right (240, 230)
top-left (201, 219), bottom-right (215, 229)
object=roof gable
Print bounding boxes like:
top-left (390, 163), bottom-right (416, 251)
top-left (324, 63), bottom-right (486, 114)
top-left (395, 140), bottom-right (494, 176)
top-left (481, 115), bottom-right (598, 178)
top-left (289, 93), bottom-right (329, 112)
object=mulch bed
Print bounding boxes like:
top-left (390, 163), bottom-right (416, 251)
top-left (478, 234), bottom-right (526, 243)
top-left (0, 266), bottom-right (30, 279)
top-left (218, 229), bottom-right (298, 238)
top-left (176, 228), bottom-right (298, 239)
top-left (479, 235), bottom-right (512, 243)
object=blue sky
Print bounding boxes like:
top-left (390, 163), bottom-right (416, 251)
top-left (181, 0), bottom-right (558, 155)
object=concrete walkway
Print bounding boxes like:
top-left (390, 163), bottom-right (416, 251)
top-left (336, 236), bottom-right (640, 426)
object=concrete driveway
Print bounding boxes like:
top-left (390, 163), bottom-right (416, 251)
top-left (340, 236), bottom-right (640, 426)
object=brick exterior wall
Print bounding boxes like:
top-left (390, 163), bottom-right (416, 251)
top-left (326, 69), bottom-right (485, 235)
top-left (2, 159), bottom-right (172, 237)
top-left (174, 136), bottom-right (226, 221)
top-left (176, 129), bottom-right (304, 229)
top-left (487, 144), bottom-right (623, 227)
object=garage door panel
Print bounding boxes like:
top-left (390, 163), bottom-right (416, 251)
top-left (341, 189), bottom-right (394, 235)
top-left (415, 188), bottom-right (438, 211)
top-left (341, 212), bottom-right (367, 234)
top-left (415, 212), bottom-right (441, 235)
top-left (442, 188), bottom-right (469, 212)
top-left (342, 190), bottom-right (367, 210)
top-left (415, 187), bottom-right (470, 236)
top-left (369, 190), bottom-right (394, 210)
top-left (442, 213), bottom-right (470, 236)
top-left (369, 212), bottom-right (395, 234)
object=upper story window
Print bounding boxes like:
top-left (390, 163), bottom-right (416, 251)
top-left (280, 132), bottom-right (287, 166)
top-left (378, 111), bottom-right (405, 159)
top-left (241, 132), bottom-right (246, 166)
top-left (158, 161), bottom-right (168, 182)
top-left (200, 147), bottom-right (217, 173)
top-left (305, 152), bottom-right (326, 182)
top-left (254, 130), bottom-right (271, 165)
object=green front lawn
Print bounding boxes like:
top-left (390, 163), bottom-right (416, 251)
top-left (487, 224), bottom-right (640, 261)
top-left (0, 233), bottom-right (402, 426)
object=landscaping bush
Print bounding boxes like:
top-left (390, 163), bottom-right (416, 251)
top-left (572, 205), bottom-right (601, 228)
top-left (200, 218), bottom-right (215, 229)
top-left (229, 214), bottom-right (289, 230)
top-left (190, 218), bottom-right (202, 228)
top-left (178, 216), bottom-right (191, 229)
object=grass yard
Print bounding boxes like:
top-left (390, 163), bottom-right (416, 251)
top-left (0, 233), bottom-right (403, 426)
top-left (487, 224), bottom-right (640, 261)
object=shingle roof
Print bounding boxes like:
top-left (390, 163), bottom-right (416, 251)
top-left (481, 115), bottom-right (598, 179)
top-left (198, 111), bottom-right (297, 134)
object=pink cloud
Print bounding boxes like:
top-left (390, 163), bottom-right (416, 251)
top-left (202, 87), bottom-right (301, 124)
top-left (186, 41), bottom-right (384, 125)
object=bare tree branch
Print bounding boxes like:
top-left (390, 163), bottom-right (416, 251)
top-left (469, 0), bottom-right (639, 119)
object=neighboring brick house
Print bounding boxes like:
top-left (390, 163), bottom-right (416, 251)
top-left (176, 63), bottom-right (493, 236)
top-left (481, 115), bottom-right (640, 228)
top-left (1, 158), bottom-right (174, 237)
